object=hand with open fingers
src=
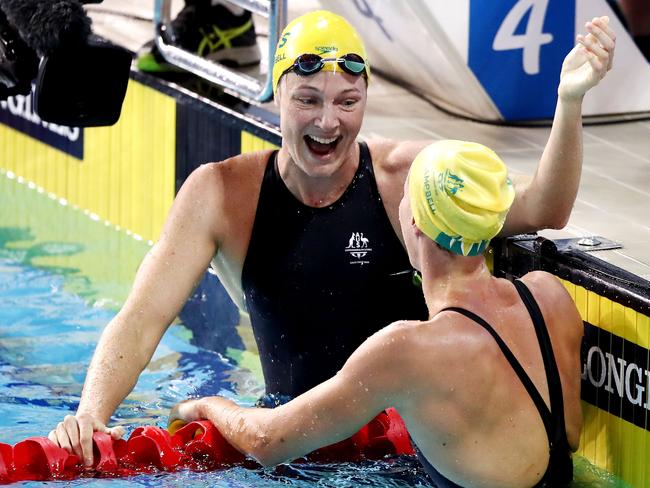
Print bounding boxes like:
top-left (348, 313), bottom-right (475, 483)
top-left (47, 413), bottom-right (125, 467)
top-left (559, 16), bottom-right (616, 101)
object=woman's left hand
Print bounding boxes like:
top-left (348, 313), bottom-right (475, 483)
top-left (168, 398), bottom-right (203, 431)
top-left (558, 15), bottom-right (616, 101)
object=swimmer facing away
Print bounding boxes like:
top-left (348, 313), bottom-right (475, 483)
top-left (170, 140), bottom-right (584, 488)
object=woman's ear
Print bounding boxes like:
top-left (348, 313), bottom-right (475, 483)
top-left (411, 217), bottom-right (424, 236)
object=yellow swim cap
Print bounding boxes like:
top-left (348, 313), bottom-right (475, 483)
top-left (272, 10), bottom-right (370, 93)
top-left (408, 140), bottom-right (515, 256)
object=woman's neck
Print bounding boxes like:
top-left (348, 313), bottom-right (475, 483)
top-left (420, 252), bottom-right (495, 317)
top-left (277, 145), bottom-right (359, 207)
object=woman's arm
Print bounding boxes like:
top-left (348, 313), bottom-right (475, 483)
top-left (501, 16), bottom-right (615, 235)
top-left (170, 323), bottom-right (414, 467)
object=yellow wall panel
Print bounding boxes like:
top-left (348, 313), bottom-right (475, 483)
top-left (241, 131), bottom-right (279, 154)
top-left (595, 409), bottom-right (612, 473)
top-left (560, 279), bottom-right (575, 301)
top-left (611, 300), bottom-right (626, 340)
top-left (0, 79), bottom-right (176, 243)
top-left (580, 403), bottom-right (600, 471)
top-left (587, 291), bottom-right (601, 329)
top-left (617, 412), bottom-right (646, 486)
top-left (574, 282), bottom-right (588, 319)
top-left (599, 296), bottom-right (613, 334)
top-left (561, 277), bottom-right (650, 485)
top-left (635, 312), bottom-right (650, 352)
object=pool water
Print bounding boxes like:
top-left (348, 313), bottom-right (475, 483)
top-left (0, 172), bottom-right (628, 487)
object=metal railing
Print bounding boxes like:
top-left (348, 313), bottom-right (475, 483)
top-left (153, 0), bottom-right (286, 102)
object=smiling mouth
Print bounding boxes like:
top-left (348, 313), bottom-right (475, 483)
top-left (305, 134), bottom-right (340, 156)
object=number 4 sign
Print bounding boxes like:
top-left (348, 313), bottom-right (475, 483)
top-left (469, 0), bottom-right (575, 120)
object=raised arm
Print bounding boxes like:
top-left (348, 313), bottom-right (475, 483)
top-left (501, 16), bottom-right (615, 235)
top-left (170, 322), bottom-right (413, 467)
top-left (48, 163), bottom-right (226, 466)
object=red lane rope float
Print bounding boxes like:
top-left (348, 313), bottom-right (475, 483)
top-left (0, 408), bottom-right (414, 483)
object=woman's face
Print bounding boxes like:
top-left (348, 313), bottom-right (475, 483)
top-left (276, 69), bottom-right (367, 178)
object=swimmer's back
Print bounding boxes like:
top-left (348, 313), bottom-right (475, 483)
top-left (389, 271), bottom-right (582, 488)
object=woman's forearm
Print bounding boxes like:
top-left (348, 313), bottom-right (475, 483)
top-left (197, 397), bottom-right (288, 466)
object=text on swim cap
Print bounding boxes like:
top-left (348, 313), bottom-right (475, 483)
top-left (278, 32), bottom-right (290, 48)
top-left (440, 170), bottom-right (464, 196)
top-left (316, 46), bottom-right (339, 54)
top-left (423, 169), bottom-right (436, 214)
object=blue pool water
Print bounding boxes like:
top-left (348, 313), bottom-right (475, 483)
top-left (0, 254), bottom-right (429, 488)
top-left (0, 173), bottom-right (627, 487)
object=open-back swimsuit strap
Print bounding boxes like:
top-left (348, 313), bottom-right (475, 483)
top-left (441, 280), bottom-right (563, 441)
top-left (417, 280), bottom-right (571, 487)
top-left (436, 280), bottom-right (571, 485)
top-left (441, 280), bottom-right (567, 449)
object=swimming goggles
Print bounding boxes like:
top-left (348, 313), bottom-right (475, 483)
top-left (283, 53), bottom-right (367, 78)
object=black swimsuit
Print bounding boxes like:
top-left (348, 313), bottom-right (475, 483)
top-left (241, 142), bottom-right (428, 397)
top-left (416, 280), bottom-right (573, 487)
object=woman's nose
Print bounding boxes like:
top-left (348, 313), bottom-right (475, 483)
top-left (314, 103), bottom-right (339, 130)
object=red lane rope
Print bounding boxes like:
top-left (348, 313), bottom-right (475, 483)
top-left (0, 408), bottom-right (413, 483)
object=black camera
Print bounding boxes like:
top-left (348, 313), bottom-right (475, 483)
top-left (0, 8), bottom-right (38, 99)
top-left (0, 0), bottom-right (132, 127)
